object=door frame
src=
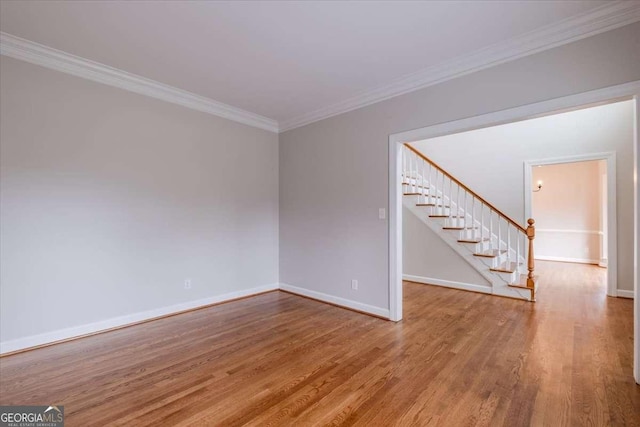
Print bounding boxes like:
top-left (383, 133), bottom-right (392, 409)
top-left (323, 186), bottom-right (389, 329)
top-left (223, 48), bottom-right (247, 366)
top-left (524, 153), bottom-right (617, 296)
top-left (388, 80), bottom-right (640, 383)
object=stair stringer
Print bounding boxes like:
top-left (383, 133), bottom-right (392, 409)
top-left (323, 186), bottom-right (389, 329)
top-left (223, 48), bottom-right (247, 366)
top-left (405, 176), bottom-right (527, 273)
top-left (403, 195), bottom-right (532, 301)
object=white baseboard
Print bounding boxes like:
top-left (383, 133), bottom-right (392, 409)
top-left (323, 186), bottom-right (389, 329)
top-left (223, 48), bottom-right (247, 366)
top-left (278, 283), bottom-right (390, 319)
top-left (0, 283), bottom-right (279, 355)
top-left (535, 255), bottom-right (600, 265)
top-left (403, 274), bottom-right (492, 294)
top-left (617, 289), bottom-right (635, 299)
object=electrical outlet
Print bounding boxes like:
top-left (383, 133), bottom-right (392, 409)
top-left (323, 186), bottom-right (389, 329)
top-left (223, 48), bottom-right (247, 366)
top-left (184, 279), bottom-right (191, 290)
top-left (379, 208), bottom-right (386, 220)
top-left (351, 279), bottom-right (358, 290)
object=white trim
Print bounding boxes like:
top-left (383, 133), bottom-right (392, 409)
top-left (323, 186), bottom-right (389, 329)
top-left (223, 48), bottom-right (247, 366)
top-left (403, 275), bottom-right (492, 295)
top-left (535, 255), bottom-right (600, 265)
top-left (280, 2), bottom-right (640, 132)
top-left (279, 283), bottom-right (390, 319)
top-left (0, 283), bottom-right (279, 355)
top-left (618, 289), bottom-right (635, 299)
top-left (392, 82), bottom-right (640, 143)
top-left (3, 2), bottom-right (638, 135)
top-left (388, 81), bottom-right (640, 385)
top-left (537, 228), bottom-right (603, 235)
top-left (633, 86), bottom-right (640, 384)
top-left (389, 139), bottom-right (403, 321)
top-left (523, 152), bottom-right (617, 297)
top-left (0, 32), bottom-right (279, 133)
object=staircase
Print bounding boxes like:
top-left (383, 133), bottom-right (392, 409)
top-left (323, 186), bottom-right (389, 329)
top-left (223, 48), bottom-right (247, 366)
top-left (402, 144), bottom-right (538, 301)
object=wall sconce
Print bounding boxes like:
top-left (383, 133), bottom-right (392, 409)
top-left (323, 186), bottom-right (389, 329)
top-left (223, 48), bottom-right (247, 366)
top-left (533, 180), bottom-right (543, 192)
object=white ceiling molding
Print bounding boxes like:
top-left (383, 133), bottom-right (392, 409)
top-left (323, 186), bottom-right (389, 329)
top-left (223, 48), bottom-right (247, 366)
top-left (0, 32), bottom-right (279, 133)
top-left (279, 1), bottom-right (640, 132)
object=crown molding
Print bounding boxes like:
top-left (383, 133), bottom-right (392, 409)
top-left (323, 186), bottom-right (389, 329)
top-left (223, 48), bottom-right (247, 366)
top-left (0, 32), bottom-right (279, 133)
top-left (279, 1), bottom-right (640, 132)
top-left (2, 1), bottom-right (639, 134)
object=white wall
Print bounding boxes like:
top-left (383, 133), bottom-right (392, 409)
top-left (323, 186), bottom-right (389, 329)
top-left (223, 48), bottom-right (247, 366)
top-left (533, 160), bottom-right (605, 264)
top-left (279, 22), bottom-right (640, 311)
top-left (0, 56), bottom-right (279, 346)
top-left (412, 101), bottom-right (632, 288)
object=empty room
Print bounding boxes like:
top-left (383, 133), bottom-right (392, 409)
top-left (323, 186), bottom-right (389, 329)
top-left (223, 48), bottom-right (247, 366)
top-left (1, 1), bottom-right (639, 426)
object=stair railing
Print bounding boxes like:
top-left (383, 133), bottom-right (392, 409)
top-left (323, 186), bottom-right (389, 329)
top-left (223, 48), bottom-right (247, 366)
top-left (402, 143), bottom-right (536, 289)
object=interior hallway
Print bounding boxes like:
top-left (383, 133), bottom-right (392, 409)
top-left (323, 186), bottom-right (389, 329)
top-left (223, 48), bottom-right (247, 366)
top-left (0, 261), bottom-right (637, 425)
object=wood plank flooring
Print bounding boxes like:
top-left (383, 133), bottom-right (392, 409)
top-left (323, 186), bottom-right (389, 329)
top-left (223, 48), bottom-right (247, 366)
top-left (0, 261), bottom-right (638, 426)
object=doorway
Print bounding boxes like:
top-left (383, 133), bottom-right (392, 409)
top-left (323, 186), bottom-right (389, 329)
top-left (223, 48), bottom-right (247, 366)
top-left (525, 156), bottom-right (615, 295)
top-left (388, 81), bottom-right (640, 383)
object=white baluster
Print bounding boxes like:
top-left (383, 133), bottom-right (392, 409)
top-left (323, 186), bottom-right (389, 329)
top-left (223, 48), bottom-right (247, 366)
top-left (448, 176), bottom-right (453, 218)
top-left (401, 147), bottom-right (405, 184)
top-left (411, 152), bottom-right (416, 194)
top-left (480, 203), bottom-right (484, 242)
top-left (427, 162), bottom-right (431, 201)
top-left (471, 196), bottom-right (475, 239)
top-left (456, 183), bottom-right (461, 225)
top-left (489, 210), bottom-right (494, 249)
top-left (463, 189), bottom-right (468, 229)
top-left (408, 148), bottom-right (412, 185)
top-left (437, 170), bottom-right (441, 214)
top-left (418, 158), bottom-right (423, 203)
top-left (406, 150), bottom-right (410, 190)
top-left (403, 147), bottom-right (408, 184)
top-left (422, 159), bottom-right (427, 203)
top-left (431, 167), bottom-right (435, 206)
top-left (517, 231), bottom-right (521, 271)
top-left (440, 171), bottom-right (444, 215)
top-left (507, 224), bottom-right (511, 265)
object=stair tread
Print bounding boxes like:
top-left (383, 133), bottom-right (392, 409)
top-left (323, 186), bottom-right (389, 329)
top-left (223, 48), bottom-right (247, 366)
top-left (511, 274), bottom-right (538, 288)
top-left (458, 237), bottom-right (489, 243)
top-left (418, 204), bottom-right (451, 208)
top-left (442, 226), bottom-right (479, 230)
top-left (429, 214), bottom-right (452, 218)
top-left (474, 249), bottom-right (506, 258)
top-left (490, 262), bottom-right (519, 273)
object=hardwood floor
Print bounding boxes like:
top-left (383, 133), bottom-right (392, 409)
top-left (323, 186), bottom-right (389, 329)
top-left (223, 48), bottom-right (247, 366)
top-left (1, 261), bottom-right (638, 426)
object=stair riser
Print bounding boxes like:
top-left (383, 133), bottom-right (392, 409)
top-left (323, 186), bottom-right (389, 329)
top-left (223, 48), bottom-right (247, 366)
top-left (457, 229), bottom-right (482, 240)
top-left (459, 241), bottom-right (491, 253)
top-left (446, 219), bottom-right (465, 228)
top-left (492, 270), bottom-right (518, 283)
top-left (476, 251), bottom-right (509, 268)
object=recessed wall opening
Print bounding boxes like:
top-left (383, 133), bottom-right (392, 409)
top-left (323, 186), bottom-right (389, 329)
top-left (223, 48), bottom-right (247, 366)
top-left (400, 100), bottom-right (628, 301)
top-left (389, 84), bottom-right (639, 383)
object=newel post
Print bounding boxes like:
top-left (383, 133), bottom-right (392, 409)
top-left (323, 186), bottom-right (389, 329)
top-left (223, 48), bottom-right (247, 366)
top-left (526, 218), bottom-right (535, 289)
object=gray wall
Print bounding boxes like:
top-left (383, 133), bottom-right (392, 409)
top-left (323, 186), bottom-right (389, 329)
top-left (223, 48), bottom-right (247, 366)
top-left (279, 22), bottom-right (640, 311)
top-left (403, 207), bottom-right (489, 285)
top-left (0, 56), bottom-right (279, 342)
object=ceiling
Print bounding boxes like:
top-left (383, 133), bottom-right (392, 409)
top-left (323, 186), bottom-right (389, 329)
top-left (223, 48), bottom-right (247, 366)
top-left (0, 1), bottom-right (634, 131)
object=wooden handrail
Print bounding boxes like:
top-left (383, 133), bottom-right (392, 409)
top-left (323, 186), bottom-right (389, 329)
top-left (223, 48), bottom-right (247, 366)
top-left (404, 143), bottom-right (526, 233)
